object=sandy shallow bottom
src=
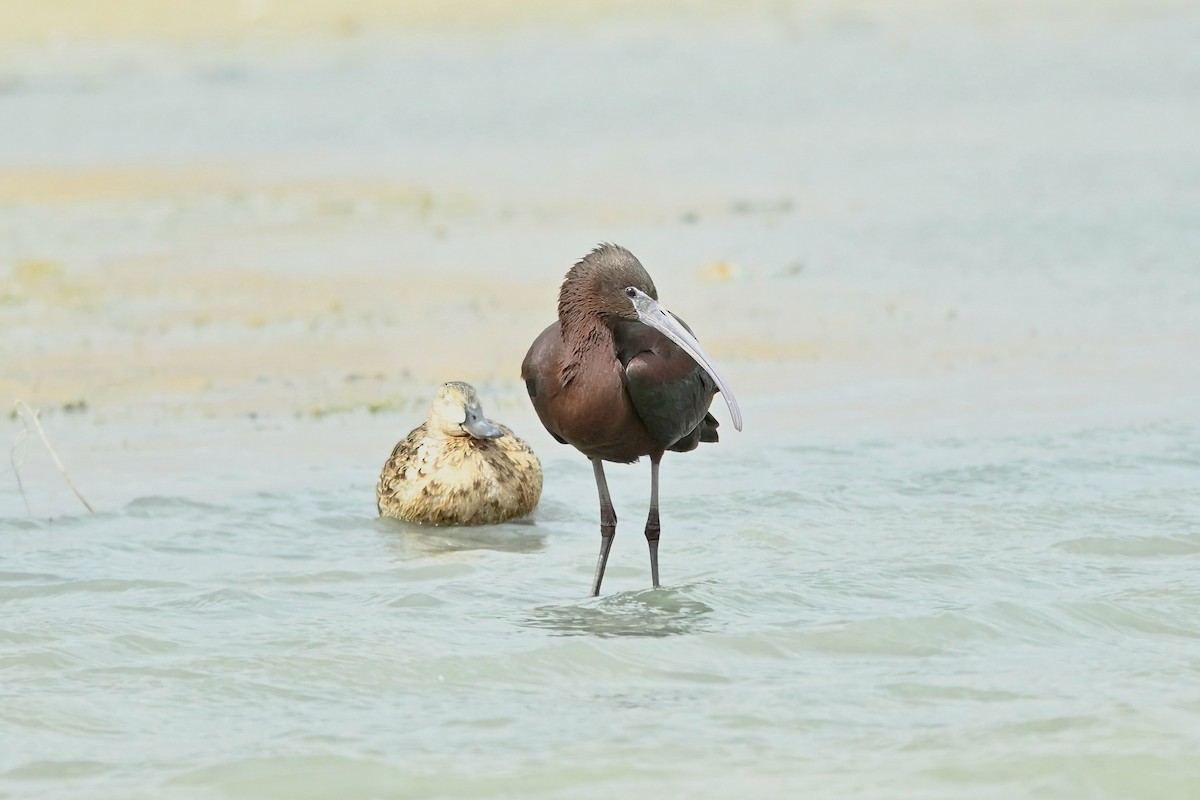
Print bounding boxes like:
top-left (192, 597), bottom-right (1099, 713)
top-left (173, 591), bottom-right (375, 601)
top-left (3, 2), bottom-right (1200, 798)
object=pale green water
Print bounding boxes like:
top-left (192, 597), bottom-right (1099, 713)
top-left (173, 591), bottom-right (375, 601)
top-left (4, 3), bottom-right (1200, 798)
top-left (3, 411), bottom-right (1200, 799)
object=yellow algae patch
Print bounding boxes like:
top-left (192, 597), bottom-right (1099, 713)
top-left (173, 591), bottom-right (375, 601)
top-left (697, 261), bottom-right (740, 282)
top-left (1, 251), bottom-right (549, 417)
top-left (0, 168), bottom-right (234, 205)
top-left (0, 0), bottom-right (695, 43)
top-left (0, 0), bottom-right (1170, 44)
top-left (14, 259), bottom-right (64, 286)
top-left (0, 168), bottom-right (454, 217)
top-left (4, 259), bottom-right (100, 309)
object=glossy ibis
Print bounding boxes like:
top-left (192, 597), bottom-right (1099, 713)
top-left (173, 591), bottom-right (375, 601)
top-left (377, 381), bottom-right (542, 525)
top-left (521, 244), bottom-right (742, 595)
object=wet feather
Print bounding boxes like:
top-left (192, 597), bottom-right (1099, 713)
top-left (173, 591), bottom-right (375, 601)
top-left (377, 382), bottom-right (542, 525)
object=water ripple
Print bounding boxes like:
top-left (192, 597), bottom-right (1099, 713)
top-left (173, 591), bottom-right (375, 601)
top-left (1055, 534), bottom-right (1200, 558)
top-left (0, 578), bottom-right (189, 602)
top-left (525, 587), bottom-right (715, 638)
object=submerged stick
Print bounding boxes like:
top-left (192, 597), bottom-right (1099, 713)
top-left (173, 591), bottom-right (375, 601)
top-left (12, 400), bottom-right (94, 514)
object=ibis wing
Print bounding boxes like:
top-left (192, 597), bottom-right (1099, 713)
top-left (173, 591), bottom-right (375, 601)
top-left (521, 321), bottom-right (569, 445)
top-left (615, 315), bottom-right (717, 451)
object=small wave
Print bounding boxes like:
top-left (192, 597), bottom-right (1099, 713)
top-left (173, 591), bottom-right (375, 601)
top-left (159, 587), bottom-right (272, 613)
top-left (2, 760), bottom-right (113, 780)
top-left (166, 755), bottom-right (413, 795)
top-left (776, 609), bottom-right (1013, 658)
top-left (0, 648), bottom-right (79, 670)
top-left (0, 578), bottom-right (189, 602)
top-left (253, 570), bottom-right (370, 586)
top-left (109, 633), bottom-right (183, 655)
top-left (0, 570), bottom-right (61, 583)
top-left (1054, 534), bottom-right (1200, 558)
top-left (124, 495), bottom-right (228, 518)
top-left (387, 592), bottom-right (445, 608)
top-left (525, 585), bottom-right (715, 638)
top-left (0, 517), bottom-right (44, 532)
top-left (884, 682), bottom-right (1033, 704)
top-left (0, 510), bottom-right (119, 531)
top-left (378, 521), bottom-right (548, 556)
top-left (1057, 600), bottom-right (1200, 640)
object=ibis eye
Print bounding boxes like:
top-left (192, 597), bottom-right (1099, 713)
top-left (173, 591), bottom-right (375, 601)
top-left (624, 287), bottom-right (637, 298)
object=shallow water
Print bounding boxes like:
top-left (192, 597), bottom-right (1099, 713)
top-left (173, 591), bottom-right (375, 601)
top-left (3, 405), bottom-right (1199, 799)
top-left (4, 2), bottom-right (1200, 798)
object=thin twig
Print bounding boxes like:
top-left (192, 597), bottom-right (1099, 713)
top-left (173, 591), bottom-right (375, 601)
top-left (10, 423), bottom-right (32, 516)
top-left (12, 400), bottom-right (94, 513)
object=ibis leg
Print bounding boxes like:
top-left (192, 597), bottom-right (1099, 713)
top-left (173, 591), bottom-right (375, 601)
top-left (645, 455), bottom-right (662, 588)
top-left (590, 458), bottom-right (617, 596)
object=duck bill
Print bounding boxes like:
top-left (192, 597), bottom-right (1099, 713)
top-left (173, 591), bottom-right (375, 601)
top-left (463, 407), bottom-right (503, 439)
top-left (628, 288), bottom-right (744, 431)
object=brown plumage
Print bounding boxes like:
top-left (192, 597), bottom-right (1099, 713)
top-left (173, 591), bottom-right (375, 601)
top-left (521, 244), bottom-right (742, 594)
top-left (377, 382), bottom-right (542, 525)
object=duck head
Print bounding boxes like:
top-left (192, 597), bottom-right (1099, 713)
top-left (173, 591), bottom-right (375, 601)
top-left (428, 381), bottom-right (503, 439)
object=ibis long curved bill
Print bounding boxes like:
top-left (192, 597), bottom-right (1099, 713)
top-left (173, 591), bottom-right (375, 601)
top-left (626, 286), bottom-right (743, 431)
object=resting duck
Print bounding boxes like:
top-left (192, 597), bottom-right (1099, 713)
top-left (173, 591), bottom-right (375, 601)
top-left (377, 381), bottom-right (542, 525)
